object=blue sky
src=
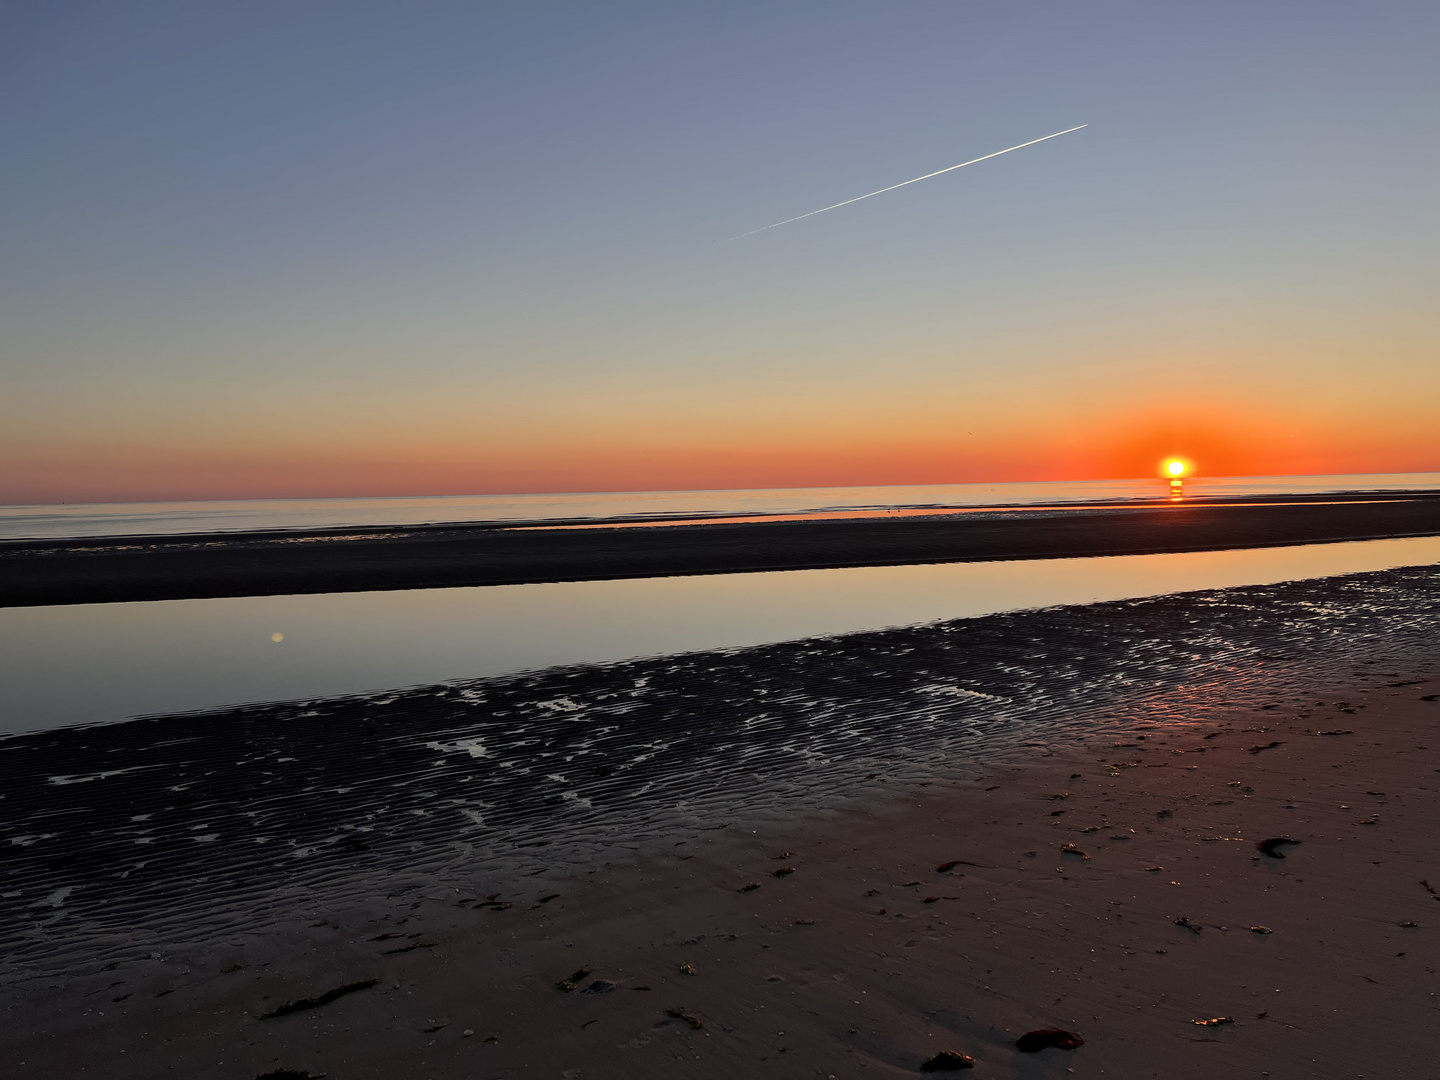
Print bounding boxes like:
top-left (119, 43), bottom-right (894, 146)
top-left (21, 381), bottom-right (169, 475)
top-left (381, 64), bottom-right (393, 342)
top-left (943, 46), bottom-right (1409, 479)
top-left (3, 1), bottom-right (1437, 501)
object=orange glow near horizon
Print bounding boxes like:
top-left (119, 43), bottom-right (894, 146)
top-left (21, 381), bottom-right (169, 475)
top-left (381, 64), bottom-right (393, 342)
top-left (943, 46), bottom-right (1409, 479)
top-left (3, 391), bottom-right (1438, 505)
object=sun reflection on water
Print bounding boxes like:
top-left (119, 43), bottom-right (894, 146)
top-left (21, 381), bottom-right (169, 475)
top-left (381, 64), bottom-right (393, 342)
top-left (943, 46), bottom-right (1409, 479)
top-left (1162, 458), bottom-right (1192, 500)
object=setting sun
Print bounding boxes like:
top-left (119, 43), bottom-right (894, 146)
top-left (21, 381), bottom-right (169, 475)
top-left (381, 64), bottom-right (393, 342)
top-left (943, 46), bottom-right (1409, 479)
top-left (1166, 460), bottom-right (1186, 477)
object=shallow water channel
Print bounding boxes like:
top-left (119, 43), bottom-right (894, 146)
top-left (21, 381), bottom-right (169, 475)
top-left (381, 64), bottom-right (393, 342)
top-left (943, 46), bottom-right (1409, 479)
top-left (2, 534), bottom-right (1439, 733)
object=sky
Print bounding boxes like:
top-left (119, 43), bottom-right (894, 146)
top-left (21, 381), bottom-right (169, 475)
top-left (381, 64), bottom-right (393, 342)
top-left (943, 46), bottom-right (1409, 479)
top-left (2, 1), bottom-right (1437, 504)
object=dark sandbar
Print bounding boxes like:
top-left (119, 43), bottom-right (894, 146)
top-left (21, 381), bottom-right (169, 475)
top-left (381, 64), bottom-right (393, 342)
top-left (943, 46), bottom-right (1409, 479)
top-left (4, 492), bottom-right (1440, 607)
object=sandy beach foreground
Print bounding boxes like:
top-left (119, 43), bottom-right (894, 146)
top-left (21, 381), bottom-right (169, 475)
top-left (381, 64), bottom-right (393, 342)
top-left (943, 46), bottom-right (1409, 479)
top-left (4, 676), bottom-right (1436, 1079)
top-left (2, 563), bottom-right (1437, 1079)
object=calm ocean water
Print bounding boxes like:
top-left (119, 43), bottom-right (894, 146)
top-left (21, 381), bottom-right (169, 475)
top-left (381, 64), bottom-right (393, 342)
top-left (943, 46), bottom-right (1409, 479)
top-left (5, 471), bottom-right (1440, 540)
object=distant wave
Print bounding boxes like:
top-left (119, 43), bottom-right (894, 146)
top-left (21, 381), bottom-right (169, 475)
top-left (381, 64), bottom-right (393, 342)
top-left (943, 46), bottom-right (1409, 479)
top-left (4, 472), bottom-right (1439, 541)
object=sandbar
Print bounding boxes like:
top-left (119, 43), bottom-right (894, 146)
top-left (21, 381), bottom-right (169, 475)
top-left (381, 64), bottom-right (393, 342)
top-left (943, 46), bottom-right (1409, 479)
top-left (4, 492), bottom-right (1440, 607)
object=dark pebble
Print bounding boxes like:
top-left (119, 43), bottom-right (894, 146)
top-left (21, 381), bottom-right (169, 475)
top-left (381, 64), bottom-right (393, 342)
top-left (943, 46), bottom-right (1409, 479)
top-left (1257, 837), bottom-right (1300, 858)
top-left (1015, 1028), bottom-right (1084, 1052)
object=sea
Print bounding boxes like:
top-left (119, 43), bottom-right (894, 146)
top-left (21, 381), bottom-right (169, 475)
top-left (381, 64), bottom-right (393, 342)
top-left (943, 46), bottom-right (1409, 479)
top-left (5, 471), bottom-right (1440, 540)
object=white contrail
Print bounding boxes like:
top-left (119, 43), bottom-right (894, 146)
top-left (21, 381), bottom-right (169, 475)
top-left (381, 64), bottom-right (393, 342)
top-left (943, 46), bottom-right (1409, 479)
top-left (720, 124), bottom-right (1087, 243)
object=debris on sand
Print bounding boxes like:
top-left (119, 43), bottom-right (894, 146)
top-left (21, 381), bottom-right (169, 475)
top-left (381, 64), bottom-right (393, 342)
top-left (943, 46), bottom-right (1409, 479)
top-left (920, 1049), bottom-right (976, 1071)
top-left (1015, 1028), bottom-right (1084, 1052)
top-left (1257, 837), bottom-right (1300, 858)
top-left (259, 979), bottom-right (379, 1020)
top-left (1423, 879), bottom-right (1438, 900)
top-left (580, 979), bottom-right (616, 994)
top-left (738, 883), bottom-right (761, 893)
top-left (678, 963), bottom-right (698, 976)
top-left (773, 866), bottom-right (795, 878)
top-left (381, 940), bottom-right (436, 955)
top-left (556, 968), bottom-right (592, 993)
top-left (1247, 741), bottom-right (1283, 754)
top-left (1175, 917), bottom-right (1203, 935)
top-left (1192, 1016), bottom-right (1235, 1027)
top-left (1060, 843), bottom-right (1090, 859)
top-left (255, 1070), bottom-right (326, 1079)
top-left (665, 1007), bottom-right (703, 1029)
top-left (1250, 926), bottom-right (1273, 934)
top-left (1316, 729), bottom-right (1353, 736)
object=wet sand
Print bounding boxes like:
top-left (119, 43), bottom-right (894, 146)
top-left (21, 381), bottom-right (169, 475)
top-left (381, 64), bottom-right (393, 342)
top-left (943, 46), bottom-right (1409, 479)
top-left (1, 566), bottom-right (1437, 1078)
top-left (4, 674), bottom-right (1435, 1078)
top-left (5, 493), bottom-right (1440, 607)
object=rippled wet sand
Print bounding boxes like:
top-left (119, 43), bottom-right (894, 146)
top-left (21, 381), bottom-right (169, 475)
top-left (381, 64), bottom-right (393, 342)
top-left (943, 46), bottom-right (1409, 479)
top-left (2, 564), bottom-right (1437, 984)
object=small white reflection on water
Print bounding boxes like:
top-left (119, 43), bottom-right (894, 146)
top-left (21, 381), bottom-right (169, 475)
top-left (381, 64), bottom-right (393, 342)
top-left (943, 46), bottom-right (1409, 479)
top-left (2, 535), bottom-right (1438, 734)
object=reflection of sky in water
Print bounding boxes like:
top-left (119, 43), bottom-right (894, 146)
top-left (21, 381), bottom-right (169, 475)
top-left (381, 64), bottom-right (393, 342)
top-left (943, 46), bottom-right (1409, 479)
top-left (1, 534), bottom-right (1438, 734)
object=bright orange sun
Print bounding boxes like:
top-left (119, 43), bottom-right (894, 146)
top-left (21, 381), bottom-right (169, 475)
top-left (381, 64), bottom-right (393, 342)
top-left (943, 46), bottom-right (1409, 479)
top-left (1166, 459), bottom-right (1186, 477)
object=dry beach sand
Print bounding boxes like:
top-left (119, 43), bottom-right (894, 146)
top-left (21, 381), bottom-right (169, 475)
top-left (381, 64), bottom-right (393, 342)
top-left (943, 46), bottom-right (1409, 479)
top-left (4, 668), bottom-right (1436, 1078)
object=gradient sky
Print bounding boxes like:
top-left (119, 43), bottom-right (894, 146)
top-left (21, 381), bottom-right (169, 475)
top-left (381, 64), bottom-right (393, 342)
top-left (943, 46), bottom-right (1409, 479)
top-left (3, 1), bottom-right (1437, 504)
